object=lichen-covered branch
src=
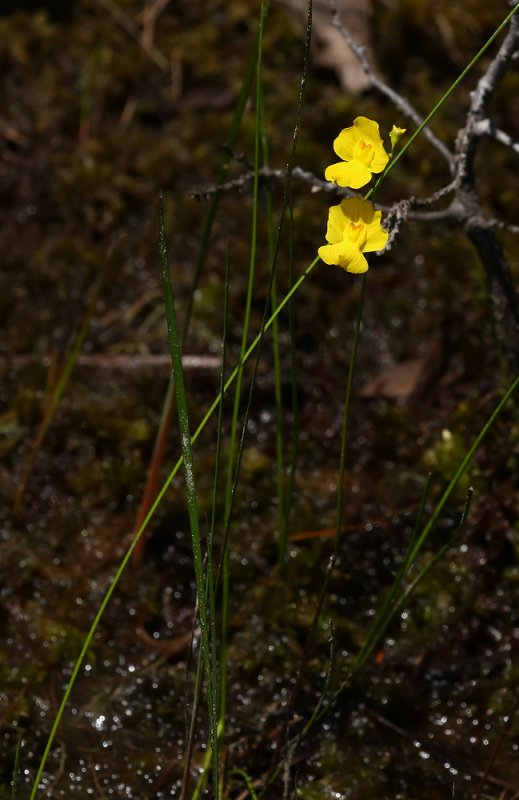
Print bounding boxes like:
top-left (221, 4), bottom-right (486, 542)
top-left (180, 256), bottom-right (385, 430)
top-left (452, 11), bottom-right (519, 370)
top-left (325, 4), bottom-right (519, 369)
top-left (328, 0), bottom-right (455, 170)
top-left (194, 6), bottom-right (519, 367)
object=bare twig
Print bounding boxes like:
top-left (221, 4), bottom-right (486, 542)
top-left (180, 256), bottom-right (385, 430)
top-left (331, 1), bottom-right (519, 366)
top-left (0, 352), bottom-right (220, 373)
top-left (95, 0), bottom-right (170, 71)
top-left (137, 0), bottom-right (171, 57)
top-left (487, 218), bottom-right (519, 235)
top-left (191, 165), bottom-right (354, 200)
top-left (328, 0), bottom-right (455, 169)
top-left (455, 12), bottom-right (519, 187)
top-left (453, 11), bottom-right (519, 369)
top-left (194, 4), bottom-right (519, 368)
top-left (472, 118), bottom-right (519, 153)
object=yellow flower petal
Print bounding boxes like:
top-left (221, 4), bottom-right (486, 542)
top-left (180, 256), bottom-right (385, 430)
top-left (326, 116), bottom-right (390, 188)
top-left (353, 139), bottom-right (374, 166)
top-left (353, 116), bottom-right (384, 143)
top-left (368, 147), bottom-right (389, 173)
top-left (363, 212), bottom-right (389, 252)
top-left (339, 196), bottom-right (375, 224)
top-left (346, 221), bottom-right (368, 250)
top-left (318, 240), bottom-right (368, 274)
top-left (318, 196), bottom-right (387, 273)
top-left (344, 249), bottom-right (369, 274)
top-left (332, 126), bottom-right (359, 162)
top-left (318, 242), bottom-right (345, 265)
top-left (324, 159), bottom-right (373, 190)
top-left (389, 125), bottom-right (406, 151)
top-left (325, 203), bottom-right (348, 244)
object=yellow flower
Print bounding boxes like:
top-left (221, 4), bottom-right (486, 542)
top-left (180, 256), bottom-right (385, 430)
top-left (389, 125), bottom-right (406, 151)
top-left (324, 116), bottom-right (390, 189)
top-left (318, 197), bottom-right (388, 274)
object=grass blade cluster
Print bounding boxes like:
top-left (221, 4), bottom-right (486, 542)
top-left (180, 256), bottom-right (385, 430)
top-left (27, 4), bottom-right (519, 798)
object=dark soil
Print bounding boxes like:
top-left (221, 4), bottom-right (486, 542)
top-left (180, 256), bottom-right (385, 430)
top-left (1, 1), bottom-right (518, 798)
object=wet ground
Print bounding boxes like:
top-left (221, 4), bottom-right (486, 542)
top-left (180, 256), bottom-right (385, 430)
top-left (1, 1), bottom-right (519, 798)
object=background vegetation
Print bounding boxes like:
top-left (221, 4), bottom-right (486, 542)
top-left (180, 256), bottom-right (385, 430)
top-left (1, 1), bottom-right (518, 798)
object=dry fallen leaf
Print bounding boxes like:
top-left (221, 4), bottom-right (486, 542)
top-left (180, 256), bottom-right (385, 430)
top-left (358, 338), bottom-right (445, 404)
top-left (279, 0), bottom-right (376, 94)
top-left (358, 358), bottom-right (425, 400)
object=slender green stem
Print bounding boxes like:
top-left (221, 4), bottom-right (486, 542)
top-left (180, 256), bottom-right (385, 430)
top-left (346, 487), bottom-right (475, 684)
top-left (409, 383), bottom-right (519, 565)
top-left (259, 87), bottom-right (287, 569)
top-left (286, 189), bottom-right (300, 544)
top-left (28, 6), bottom-right (519, 794)
top-left (334, 274), bottom-right (367, 551)
top-left (287, 273), bottom-right (367, 681)
top-left (231, 768), bottom-right (260, 800)
top-left (158, 197), bottom-right (219, 796)
top-left (264, 366), bottom-right (517, 786)
top-left (301, 625), bottom-right (335, 738)
top-left (288, 360), bottom-right (517, 743)
top-left (181, 30), bottom-right (259, 341)
top-left (13, 270), bottom-right (104, 517)
top-left (11, 732), bottom-right (22, 800)
top-left (208, 248), bottom-right (230, 689)
top-left (179, 254), bottom-right (230, 799)
top-left (396, 489), bottom-right (474, 614)
top-left (399, 473), bottom-right (433, 575)
top-left (271, 263), bottom-right (287, 566)
top-left (346, 474), bottom-right (433, 671)
top-left (341, 373), bottom-right (519, 683)
top-left (266, 0), bottom-right (313, 570)
top-left (132, 18), bottom-right (259, 561)
top-left (219, 0), bottom-right (268, 746)
top-left (277, 270), bottom-right (367, 756)
top-left (369, 3), bottom-right (519, 198)
top-left (180, 656), bottom-right (203, 800)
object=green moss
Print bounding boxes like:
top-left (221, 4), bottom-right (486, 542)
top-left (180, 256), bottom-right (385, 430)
top-left (2, 0), bottom-right (518, 796)
top-left (421, 428), bottom-right (473, 496)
